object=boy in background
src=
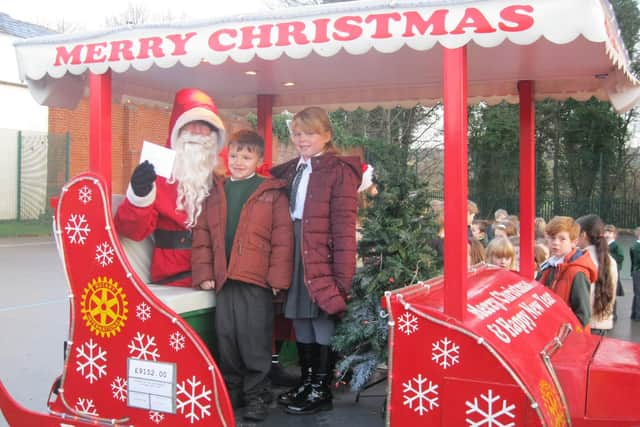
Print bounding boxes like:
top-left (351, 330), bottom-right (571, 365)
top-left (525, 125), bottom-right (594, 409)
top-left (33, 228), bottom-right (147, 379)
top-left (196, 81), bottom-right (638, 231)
top-left (537, 216), bottom-right (596, 328)
top-left (192, 130), bottom-right (293, 421)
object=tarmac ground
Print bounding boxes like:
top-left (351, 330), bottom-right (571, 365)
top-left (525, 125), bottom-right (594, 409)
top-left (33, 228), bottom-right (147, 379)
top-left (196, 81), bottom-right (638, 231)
top-left (1, 235), bottom-right (639, 426)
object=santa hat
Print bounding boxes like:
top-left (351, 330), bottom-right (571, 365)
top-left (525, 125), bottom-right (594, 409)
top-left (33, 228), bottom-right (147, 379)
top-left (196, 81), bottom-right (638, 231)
top-left (358, 164), bottom-right (375, 192)
top-left (167, 88), bottom-right (226, 152)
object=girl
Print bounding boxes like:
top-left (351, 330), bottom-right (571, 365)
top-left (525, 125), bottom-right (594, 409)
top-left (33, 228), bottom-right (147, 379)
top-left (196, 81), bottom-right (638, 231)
top-left (485, 237), bottom-right (517, 270)
top-left (270, 106), bottom-right (361, 415)
top-left (575, 214), bottom-right (618, 335)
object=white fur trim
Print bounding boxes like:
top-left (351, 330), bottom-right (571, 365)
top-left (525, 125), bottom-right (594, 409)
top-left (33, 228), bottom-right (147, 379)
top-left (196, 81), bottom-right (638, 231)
top-left (171, 107), bottom-right (226, 152)
top-left (126, 183), bottom-right (156, 208)
top-left (358, 165), bottom-right (374, 192)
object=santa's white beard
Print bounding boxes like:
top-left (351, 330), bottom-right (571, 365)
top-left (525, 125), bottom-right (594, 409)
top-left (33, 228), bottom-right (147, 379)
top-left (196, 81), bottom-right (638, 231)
top-left (169, 131), bottom-right (219, 228)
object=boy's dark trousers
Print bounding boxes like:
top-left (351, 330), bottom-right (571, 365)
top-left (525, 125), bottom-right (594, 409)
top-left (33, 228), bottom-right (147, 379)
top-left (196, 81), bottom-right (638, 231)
top-left (632, 271), bottom-right (640, 320)
top-left (215, 280), bottom-right (274, 405)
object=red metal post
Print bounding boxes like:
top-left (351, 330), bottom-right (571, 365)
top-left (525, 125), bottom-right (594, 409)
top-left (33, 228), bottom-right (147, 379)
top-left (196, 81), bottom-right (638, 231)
top-left (443, 47), bottom-right (468, 321)
top-left (257, 95), bottom-right (274, 168)
top-left (89, 71), bottom-right (112, 194)
top-left (518, 81), bottom-right (535, 279)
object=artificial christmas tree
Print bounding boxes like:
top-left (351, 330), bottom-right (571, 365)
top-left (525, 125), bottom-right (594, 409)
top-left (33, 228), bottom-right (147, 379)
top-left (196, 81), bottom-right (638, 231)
top-left (332, 141), bottom-right (442, 391)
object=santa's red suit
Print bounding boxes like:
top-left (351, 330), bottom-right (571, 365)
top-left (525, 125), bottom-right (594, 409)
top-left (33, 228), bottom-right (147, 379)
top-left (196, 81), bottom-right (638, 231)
top-left (114, 88), bottom-right (225, 287)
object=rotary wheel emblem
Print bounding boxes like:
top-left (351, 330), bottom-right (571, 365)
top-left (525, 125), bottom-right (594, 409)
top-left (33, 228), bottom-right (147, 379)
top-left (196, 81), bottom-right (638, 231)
top-left (81, 276), bottom-right (128, 338)
top-left (539, 379), bottom-right (567, 427)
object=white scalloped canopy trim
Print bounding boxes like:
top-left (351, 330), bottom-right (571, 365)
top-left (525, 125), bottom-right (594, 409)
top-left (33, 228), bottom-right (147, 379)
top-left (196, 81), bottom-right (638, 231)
top-left (13, 0), bottom-right (640, 112)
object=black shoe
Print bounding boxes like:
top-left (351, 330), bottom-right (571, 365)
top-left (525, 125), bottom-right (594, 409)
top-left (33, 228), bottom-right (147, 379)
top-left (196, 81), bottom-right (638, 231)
top-left (285, 344), bottom-right (333, 415)
top-left (277, 342), bottom-right (314, 406)
top-left (278, 380), bottom-right (311, 406)
top-left (244, 397), bottom-right (268, 422)
top-left (260, 389), bottom-right (274, 406)
top-left (284, 376), bottom-right (333, 415)
top-left (269, 362), bottom-right (300, 387)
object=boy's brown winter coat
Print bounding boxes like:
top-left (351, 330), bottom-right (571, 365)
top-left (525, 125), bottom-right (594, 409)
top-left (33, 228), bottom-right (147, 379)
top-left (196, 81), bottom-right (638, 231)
top-left (191, 176), bottom-right (293, 292)
top-left (270, 152), bottom-right (361, 315)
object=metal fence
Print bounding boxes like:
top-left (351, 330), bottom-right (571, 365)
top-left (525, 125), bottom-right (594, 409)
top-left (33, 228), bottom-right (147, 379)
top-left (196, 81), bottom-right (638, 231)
top-left (0, 130), bottom-right (69, 222)
top-left (427, 191), bottom-right (640, 229)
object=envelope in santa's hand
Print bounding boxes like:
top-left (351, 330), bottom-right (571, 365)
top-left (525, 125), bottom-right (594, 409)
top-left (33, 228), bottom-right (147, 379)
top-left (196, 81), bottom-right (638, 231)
top-left (139, 141), bottom-right (175, 179)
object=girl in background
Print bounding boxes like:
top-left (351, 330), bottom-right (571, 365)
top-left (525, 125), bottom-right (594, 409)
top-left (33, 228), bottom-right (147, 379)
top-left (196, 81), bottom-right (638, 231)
top-left (485, 237), bottom-right (516, 270)
top-left (575, 214), bottom-right (618, 335)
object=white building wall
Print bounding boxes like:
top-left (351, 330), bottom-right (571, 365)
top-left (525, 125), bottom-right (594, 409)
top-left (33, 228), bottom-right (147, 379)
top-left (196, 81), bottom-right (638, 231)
top-left (0, 32), bottom-right (50, 219)
top-left (0, 128), bottom-right (18, 220)
top-left (0, 33), bottom-right (48, 132)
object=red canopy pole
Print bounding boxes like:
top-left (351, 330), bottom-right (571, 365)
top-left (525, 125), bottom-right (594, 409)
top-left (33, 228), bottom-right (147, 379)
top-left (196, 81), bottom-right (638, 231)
top-left (257, 95), bottom-right (274, 168)
top-left (89, 71), bottom-right (112, 194)
top-left (518, 80), bottom-right (535, 279)
top-left (443, 47), bottom-right (468, 321)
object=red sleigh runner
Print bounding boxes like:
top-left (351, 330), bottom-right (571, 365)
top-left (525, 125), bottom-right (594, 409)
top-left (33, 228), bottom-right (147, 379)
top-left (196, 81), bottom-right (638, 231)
top-left (5, 173), bottom-right (234, 427)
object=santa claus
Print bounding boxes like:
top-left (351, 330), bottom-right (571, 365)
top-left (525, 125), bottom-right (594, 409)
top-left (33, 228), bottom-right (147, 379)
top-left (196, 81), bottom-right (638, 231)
top-left (114, 88), bottom-right (225, 287)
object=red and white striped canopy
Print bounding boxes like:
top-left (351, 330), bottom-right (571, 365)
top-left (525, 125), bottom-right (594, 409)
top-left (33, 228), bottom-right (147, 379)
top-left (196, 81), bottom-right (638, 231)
top-left (13, 0), bottom-right (640, 112)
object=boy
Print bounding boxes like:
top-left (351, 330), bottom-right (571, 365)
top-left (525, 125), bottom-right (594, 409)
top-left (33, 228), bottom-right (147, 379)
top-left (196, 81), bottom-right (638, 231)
top-left (192, 130), bottom-right (293, 421)
top-left (630, 227), bottom-right (640, 321)
top-left (537, 216), bottom-right (596, 328)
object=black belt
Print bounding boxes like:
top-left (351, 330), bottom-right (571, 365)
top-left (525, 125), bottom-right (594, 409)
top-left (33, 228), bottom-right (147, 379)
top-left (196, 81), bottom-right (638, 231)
top-left (154, 229), bottom-right (192, 249)
top-left (154, 270), bottom-right (192, 285)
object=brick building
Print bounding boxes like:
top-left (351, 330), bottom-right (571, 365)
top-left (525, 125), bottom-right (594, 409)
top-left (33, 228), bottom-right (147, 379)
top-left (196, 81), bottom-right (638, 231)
top-left (49, 99), bottom-right (295, 195)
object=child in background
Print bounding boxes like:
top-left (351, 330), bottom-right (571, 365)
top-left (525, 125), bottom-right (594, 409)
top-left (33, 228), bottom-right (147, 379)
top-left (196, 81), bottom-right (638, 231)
top-left (604, 224), bottom-right (625, 302)
top-left (271, 106), bottom-right (361, 415)
top-left (630, 227), bottom-right (640, 321)
top-left (537, 216), bottom-right (596, 328)
top-left (534, 242), bottom-right (550, 275)
top-left (535, 217), bottom-right (547, 240)
top-left (485, 237), bottom-right (516, 270)
top-left (471, 219), bottom-right (489, 247)
top-left (468, 239), bottom-right (486, 266)
top-left (576, 215), bottom-right (617, 334)
top-left (191, 130), bottom-right (294, 421)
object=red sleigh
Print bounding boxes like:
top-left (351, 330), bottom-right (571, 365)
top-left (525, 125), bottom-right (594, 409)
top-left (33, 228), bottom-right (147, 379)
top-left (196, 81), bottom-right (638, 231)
top-left (384, 266), bottom-right (640, 426)
top-left (1, 173), bottom-right (234, 426)
top-left (6, 0), bottom-right (640, 425)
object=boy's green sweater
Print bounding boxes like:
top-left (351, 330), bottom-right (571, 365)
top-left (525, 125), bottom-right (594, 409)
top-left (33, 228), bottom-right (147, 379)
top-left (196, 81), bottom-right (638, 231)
top-left (224, 174), bottom-right (264, 262)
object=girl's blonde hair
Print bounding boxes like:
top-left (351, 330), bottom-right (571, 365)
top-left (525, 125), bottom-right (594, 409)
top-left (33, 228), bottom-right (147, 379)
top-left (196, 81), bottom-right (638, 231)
top-left (291, 106), bottom-right (334, 150)
top-left (486, 237), bottom-right (516, 269)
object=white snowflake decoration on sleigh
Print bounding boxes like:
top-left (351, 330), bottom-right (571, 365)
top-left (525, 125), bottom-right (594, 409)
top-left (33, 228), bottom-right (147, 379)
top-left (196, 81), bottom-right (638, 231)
top-left (397, 311), bottom-right (419, 335)
top-left (74, 397), bottom-right (98, 416)
top-left (402, 373), bottom-right (439, 416)
top-left (149, 410), bottom-right (165, 424)
top-left (169, 331), bottom-right (186, 352)
top-left (128, 332), bottom-right (160, 361)
top-left (65, 214), bottom-right (91, 245)
top-left (177, 376), bottom-right (212, 424)
top-left (78, 185), bottom-right (92, 204)
top-left (76, 339), bottom-right (107, 384)
top-left (136, 302), bottom-right (151, 322)
top-left (432, 337), bottom-right (460, 369)
top-left (465, 389), bottom-right (516, 427)
top-left (110, 376), bottom-right (127, 402)
top-left (95, 242), bottom-right (114, 267)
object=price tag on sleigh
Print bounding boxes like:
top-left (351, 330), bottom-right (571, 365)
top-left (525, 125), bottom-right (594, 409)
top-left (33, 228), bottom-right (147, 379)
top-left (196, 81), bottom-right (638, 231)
top-left (127, 358), bottom-right (177, 413)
